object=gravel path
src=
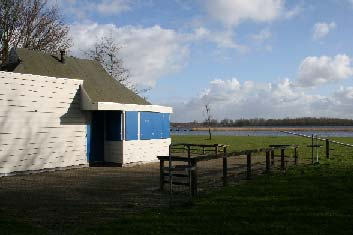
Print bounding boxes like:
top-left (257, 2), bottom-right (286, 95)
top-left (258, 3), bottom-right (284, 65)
top-left (0, 155), bottom-right (299, 233)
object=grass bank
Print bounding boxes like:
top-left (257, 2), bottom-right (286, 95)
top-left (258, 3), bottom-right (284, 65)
top-left (2, 136), bottom-right (353, 234)
top-left (172, 135), bottom-right (353, 160)
top-left (77, 136), bottom-right (353, 235)
top-left (81, 155), bottom-right (353, 235)
top-left (191, 127), bottom-right (353, 131)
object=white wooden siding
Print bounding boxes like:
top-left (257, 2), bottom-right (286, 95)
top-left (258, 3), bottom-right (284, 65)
top-left (123, 138), bottom-right (171, 164)
top-left (0, 72), bottom-right (88, 175)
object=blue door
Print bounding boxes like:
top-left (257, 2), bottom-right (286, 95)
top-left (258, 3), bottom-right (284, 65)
top-left (89, 111), bottom-right (105, 163)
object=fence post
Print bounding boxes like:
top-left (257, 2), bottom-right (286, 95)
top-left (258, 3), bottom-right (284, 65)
top-left (271, 150), bottom-right (275, 166)
top-left (187, 145), bottom-right (191, 159)
top-left (223, 146), bottom-right (228, 186)
top-left (326, 139), bottom-right (330, 159)
top-left (281, 149), bottom-right (285, 170)
top-left (265, 151), bottom-right (270, 172)
top-left (246, 153), bottom-right (252, 179)
top-left (191, 159), bottom-right (197, 197)
top-left (160, 159), bottom-right (164, 191)
top-left (311, 134), bottom-right (314, 164)
top-left (294, 147), bottom-right (298, 165)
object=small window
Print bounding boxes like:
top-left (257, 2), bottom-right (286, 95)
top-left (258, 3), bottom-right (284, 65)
top-left (126, 111), bottom-right (138, 140)
top-left (140, 112), bottom-right (170, 140)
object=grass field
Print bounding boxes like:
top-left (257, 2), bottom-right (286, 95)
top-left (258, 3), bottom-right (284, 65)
top-left (81, 160), bottom-right (353, 235)
top-left (77, 136), bottom-right (353, 235)
top-left (173, 135), bottom-right (353, 161)
top-left (2, 135), bottom-right (353, 234)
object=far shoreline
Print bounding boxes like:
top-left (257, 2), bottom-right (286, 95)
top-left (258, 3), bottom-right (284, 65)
top-left (189, 127), bottom-right (353, 132)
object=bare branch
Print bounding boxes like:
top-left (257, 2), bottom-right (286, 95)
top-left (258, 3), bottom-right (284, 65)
top-left (0, 0), bottom-right (71, 63)
top-left (204, 103), bottom-right (212, 140)
top-left (85, 35), bottom-right (149, 96)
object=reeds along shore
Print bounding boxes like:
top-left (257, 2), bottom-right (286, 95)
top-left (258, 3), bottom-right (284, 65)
top-left (191, 127), bottom-right (353, 132)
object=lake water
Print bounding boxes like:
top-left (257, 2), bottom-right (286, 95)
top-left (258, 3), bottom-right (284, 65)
top-left (171, 128), bottom-right (353, 137)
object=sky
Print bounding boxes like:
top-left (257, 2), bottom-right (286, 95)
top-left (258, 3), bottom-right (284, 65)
top-left (49, 0), bottom-right (353, 122)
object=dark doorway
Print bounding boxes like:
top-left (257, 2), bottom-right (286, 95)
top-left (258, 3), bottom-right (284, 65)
top-left (89, 111), bottom-right (105, 163)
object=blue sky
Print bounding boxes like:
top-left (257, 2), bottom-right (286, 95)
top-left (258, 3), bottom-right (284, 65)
top-left (50, 0), bottom-right (353, 122)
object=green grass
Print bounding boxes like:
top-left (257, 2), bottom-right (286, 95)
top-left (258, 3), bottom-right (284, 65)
top-left (0, 214), bottom-right (46, 235)
top-left (3, 136), bottom-right (353, 234)
top-left (172, 135), bottom-right (353, 161)
top-left (74, 136), bottom-right (353, 235)
top-left (78, 156), bottom-right (353, 235)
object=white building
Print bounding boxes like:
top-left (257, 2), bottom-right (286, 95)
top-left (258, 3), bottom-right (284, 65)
top-left (0, 48), bottom-right (172, 176)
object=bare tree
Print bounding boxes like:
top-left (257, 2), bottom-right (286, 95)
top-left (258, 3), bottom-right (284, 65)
top-left (204, 103), bottom-right (212, 140)
top-left (86, 35), bottom-right (150, 95)
top-left (0, 0), bottom-right (71, 63)
top-left (86, 36), bottom-right (130, 85)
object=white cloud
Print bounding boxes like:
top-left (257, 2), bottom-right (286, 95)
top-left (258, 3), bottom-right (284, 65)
top-left (204, 0), bottom-right (293, 27)
top-left (297, 55), bottom-right (353, 87)
top-left (48, 0), bottom-right (133, 20)
top-left (283, 5), bottom-right (302, 19)
top-left (170, 78), bottom-right (353, 122)
top-left (188, 27), bottom-right (248, 52)
top-left (96, 0), bottom-right (131, 15)
top-left (251, 28), bottom-right (272, 41)
top-left (312, 22), bottom-right (336, 40)
top-left (171, 78), bottom-right (311, 121)
top-left (69, 23), bottom-right (189, 87)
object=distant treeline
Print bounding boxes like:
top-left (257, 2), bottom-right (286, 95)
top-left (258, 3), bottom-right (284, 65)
top-left (172, 117), bottom-right (353, 128)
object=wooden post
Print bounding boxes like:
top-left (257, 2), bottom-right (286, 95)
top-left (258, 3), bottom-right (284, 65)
top-left (202, 146), bottom-right (205, 155)
top-left (265, 151), bottom-right (270, 172)
top-left (246, 153), bottom-right (252, 179)
top-left (187, 145), bottom-right (192, 196)
top-left (223, 146), bottom-right (228, 186)
top-left (160, 160), bottom-right (164, 191)
top-left (191, 159), bottom-right (197, 196)
top-left (294, 147), bottom-right (298, 165)
top-left (271, 150), bottom-right (275, 166)
top-left (312, 134), bottom-right (314, 164)
top-left (281, 149), bottom-right (285, 170)
top-left (326, 139), bottom-right (330, 159)
top-left (187, 145), bottom-right (191, 160)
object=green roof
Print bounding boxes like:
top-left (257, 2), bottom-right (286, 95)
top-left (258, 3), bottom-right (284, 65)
top-left (2, 48), bottom-right (150, 105)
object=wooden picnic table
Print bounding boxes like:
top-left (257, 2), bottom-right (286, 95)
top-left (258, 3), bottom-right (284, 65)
top-left (158, 144), bottom-right (228, 196)
top-left (158, 143), bottom-right (299, 197)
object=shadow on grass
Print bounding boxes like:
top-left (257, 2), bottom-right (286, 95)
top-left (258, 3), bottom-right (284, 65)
top-left (0, 214), bottom-right (46, 235)
top-left (79, 158), bottom-right (353, 235)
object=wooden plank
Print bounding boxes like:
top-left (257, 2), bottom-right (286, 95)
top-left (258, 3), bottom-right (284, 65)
top-left (271, 150), bottom-right (275, 166)
top-left (163, 173), bottom-right (188, 178)
top-left (294, 147), bottom-right (298, 165)
top-left (163, 180), bottom-right (189, 186)
top-left (191, 159), bottom-right (197, 196)
top-left (246, 153), bottom-right (251, 179)
top-left (160, 160), bottom-right (164, 191)
top-left (223, 146), bottom-right (228, 186)
top-left (266, 151), bottom-right (270, 172)
top-left (281, 149), bottom-right (285, 170)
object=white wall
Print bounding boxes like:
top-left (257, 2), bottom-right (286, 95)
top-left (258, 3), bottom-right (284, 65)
top-left (0, 72), bottom-right (88, 175)
top-left (123, 138), bottom-right (171, 165)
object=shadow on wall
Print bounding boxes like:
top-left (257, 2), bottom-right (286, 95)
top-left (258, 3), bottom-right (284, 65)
top-left (60, 88), bottom-right (87, 125)
top-left (0, 75), bottom-right (87, 175)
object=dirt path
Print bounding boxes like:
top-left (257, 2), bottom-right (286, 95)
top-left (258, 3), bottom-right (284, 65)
top-left (0, 155), bottom-right (299, 233)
